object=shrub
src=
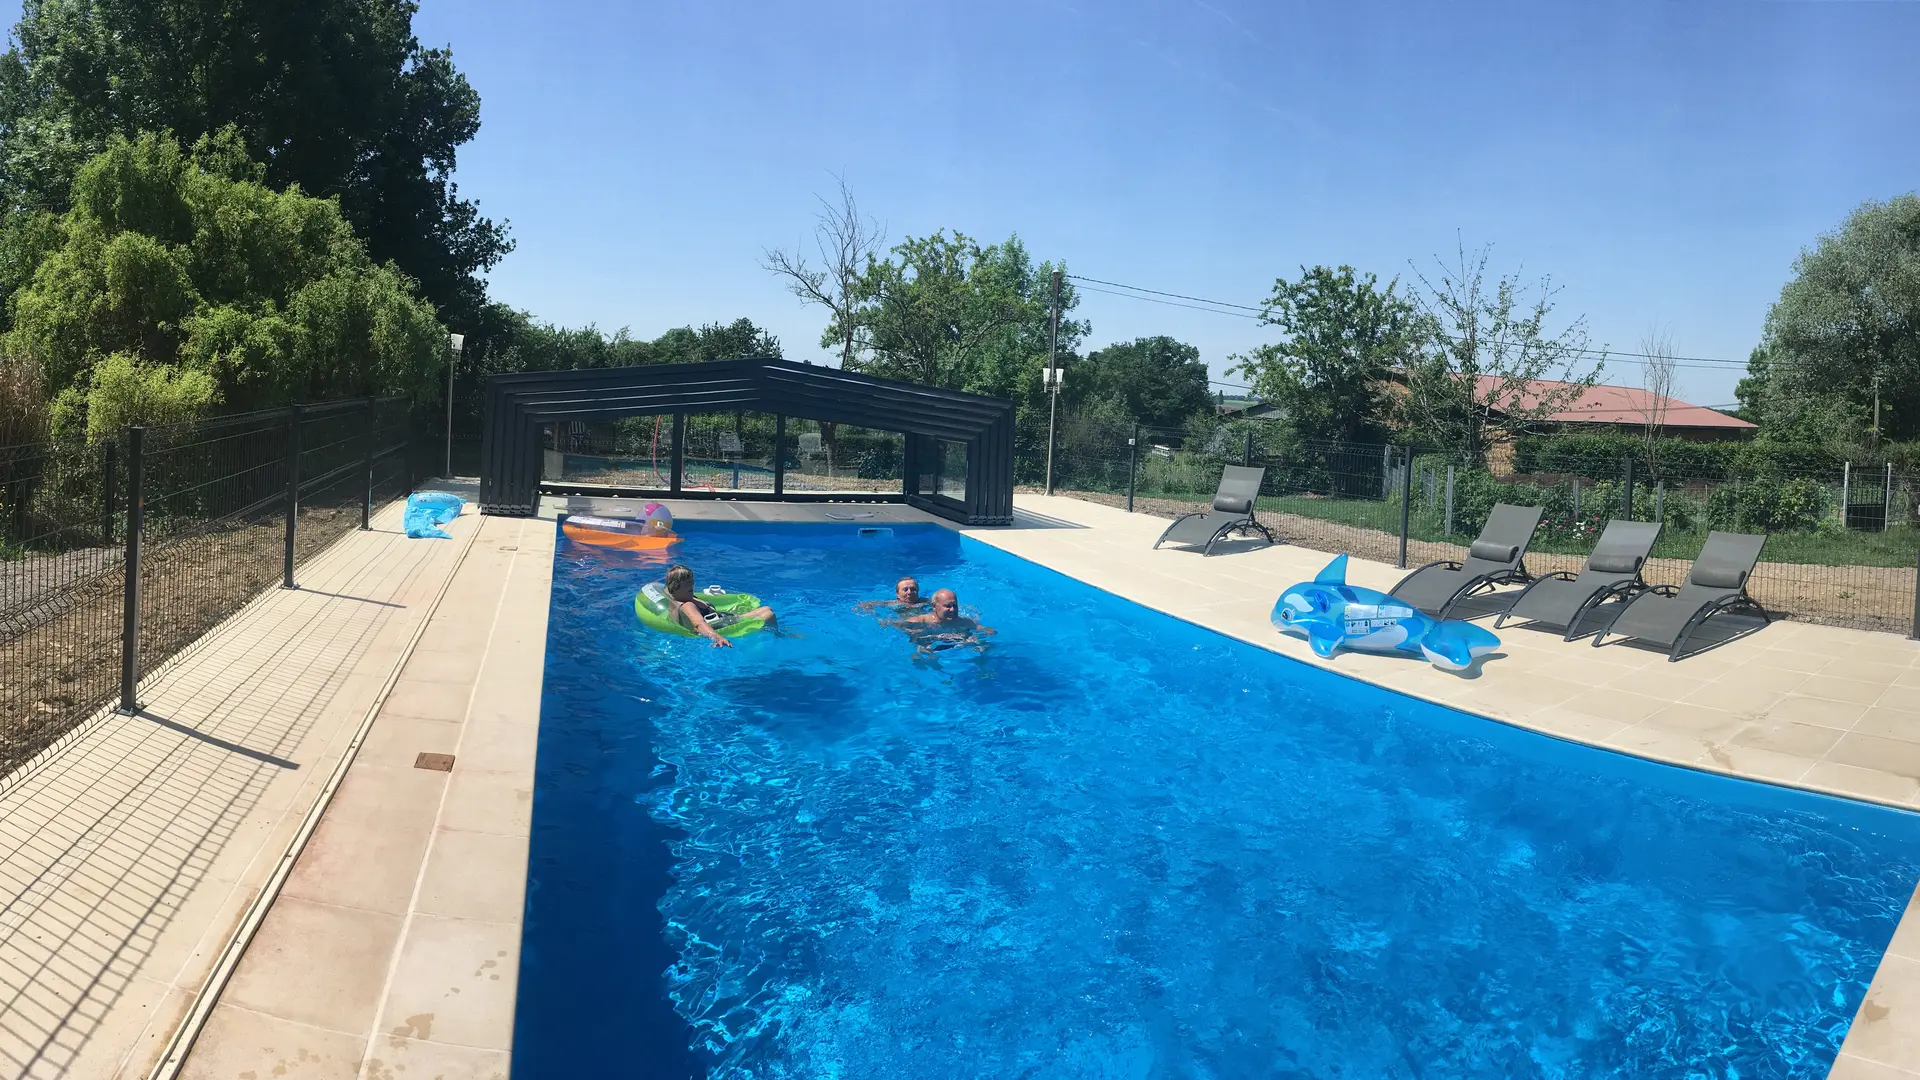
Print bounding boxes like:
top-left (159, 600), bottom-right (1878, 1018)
top-left (1705, 475), bottom-right (1833, 533)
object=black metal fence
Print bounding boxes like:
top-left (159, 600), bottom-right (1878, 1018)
top-left (2, 398), bottom-right (423, 779)
top-left (1026, 416), bottom-right (1920, 637)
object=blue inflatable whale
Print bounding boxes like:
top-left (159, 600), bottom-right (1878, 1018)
top-left (1272, 554), bottom-right (1501, 672)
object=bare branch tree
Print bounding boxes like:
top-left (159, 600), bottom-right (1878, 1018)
top-left (1403, 237), bottom-right (1607, 464)
top-left (1639, 325), bottom-right (1676, 475)
top-left (760, 173), bottom-right (885, 368)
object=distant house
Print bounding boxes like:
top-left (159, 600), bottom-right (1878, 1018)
top-left (1467, 377), bottom-right (1754, 442)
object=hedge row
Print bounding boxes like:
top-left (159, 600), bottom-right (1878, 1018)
top-left (1511, 432), bottom-right (1920, 480)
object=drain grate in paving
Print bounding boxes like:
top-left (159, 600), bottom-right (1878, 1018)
top-left (414, 752), bottom-right (455, 772)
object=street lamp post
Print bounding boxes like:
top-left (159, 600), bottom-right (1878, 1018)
top-left (446, 333), bottom-right (464, 479)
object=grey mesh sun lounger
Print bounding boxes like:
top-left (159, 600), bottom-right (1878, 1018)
top-left (1495, 518), bottom-right (1660, 640)
top-left (1389, 503), bottom-right (1544, 619)
top-left (1152, 465), bottom-right (1276, 556)
top-left (1593, 530), bottom-right (1770, 661)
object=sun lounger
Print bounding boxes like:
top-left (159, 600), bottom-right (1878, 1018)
top-left (1495, 519), bottom-right (1660, 640)
top-left (1592, 530), bottom-right (1770, 661)
top-left (1152, 465), bottom-right (1276, 556)
top-left (1388, 503), bottom-right (1543, 619)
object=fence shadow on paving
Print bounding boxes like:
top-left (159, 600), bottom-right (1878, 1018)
top-left (2, 398), bottom-right (426, 781)
top-left (1031, 419), bottom-right (1920, 637)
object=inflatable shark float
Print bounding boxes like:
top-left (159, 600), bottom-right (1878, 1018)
top-left (1272, 554), bottom-right (1501, 672)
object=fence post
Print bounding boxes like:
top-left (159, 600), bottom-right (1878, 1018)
top-left (1621, 455), bottom-right (1636, 521)
top-left (1841, 461), bottom-right (1851, 529)
top-left (1398, 446), bottom-right (1413, 570)
top-left (361, 397), bottom-right (376, 530)
top-left (1126, 427), bottom-right (1139, 513)
top-left (1572, 477), bottom-right (1581, 521)
top-left (669, 412), bottom-right (686, 493)
top-left (1886, 463), bottom-right (1894, 533)
top-left (1444, 464), bottom-right (1455, 536)
top-left (1904, 545), bottom-right (1920, 638)
top-left (117, 426), bottom-right (145, 715)
top-left (773, 415), bottom-right (786, 496)
top-left (1242, 430), bottom-right (1253, 468)
top-left (1655, 480), bottom-right (1664, 525)
top-left (100, 438), bottom-right (117, 546)
top-left (282, 405), bottom-right (301, 589)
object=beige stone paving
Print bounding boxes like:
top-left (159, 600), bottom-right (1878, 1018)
top-left (174, 514), bottom-right (551, 1080)
top-left (0, 497), bottom-right (478, 1080)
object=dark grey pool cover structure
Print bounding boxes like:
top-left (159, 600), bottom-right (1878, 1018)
top-left (477, 358), bottom-right (1016, 525)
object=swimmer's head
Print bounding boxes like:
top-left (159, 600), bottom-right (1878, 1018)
top-left (930, 588), bottom-right (958, 621)
top-left (664, 565), bottom-right (694, 600)
top-left (896, 576), bottom-right (921, 603)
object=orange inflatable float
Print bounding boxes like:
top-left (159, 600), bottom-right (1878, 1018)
top-left (560, 511), bottom-right (680, 551)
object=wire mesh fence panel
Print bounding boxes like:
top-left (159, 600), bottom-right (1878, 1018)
top-left (3, 398), bottom-right (423, 776)
top-left (1, 433), bottom-right (123, 774)
top-left (681, 412), bottom-right (779, 492)
top-left (1015, 414), bottom-right (1920, 636)
top-left (545, 417), bottom-right (679, 488)
top-left (782, 420), bottom-right (902, 494)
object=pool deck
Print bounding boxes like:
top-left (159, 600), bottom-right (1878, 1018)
top-left (3, 489), bottom-right (1918, 1077)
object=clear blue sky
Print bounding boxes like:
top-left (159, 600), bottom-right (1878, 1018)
top-left (411, 1), bottom-right (1913, 407)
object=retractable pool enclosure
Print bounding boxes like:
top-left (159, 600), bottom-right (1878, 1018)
top-left (477, 358), bottom-right (1016, 525)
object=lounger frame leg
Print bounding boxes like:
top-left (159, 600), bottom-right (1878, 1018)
top-left (1201, 517), bottom-right (1276, 557)
top-left (1154, 512), bottom-right (1202, 550)
top-left (1669, 593), bottom-right (1772, 662)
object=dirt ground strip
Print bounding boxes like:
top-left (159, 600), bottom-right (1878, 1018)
top-left (1038, 487), bottom-right (1918, 634)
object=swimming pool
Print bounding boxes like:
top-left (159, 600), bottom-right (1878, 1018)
top-left (516, 521), bottom-right (1920, 1079)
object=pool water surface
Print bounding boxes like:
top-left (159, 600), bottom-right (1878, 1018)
top-left (516, 521), bottom-right (1920, 1079)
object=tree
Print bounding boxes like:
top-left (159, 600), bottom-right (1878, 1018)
top-left (0, 0), bottom-right (509, 325)
top-left (473, 310), bottom-right (781, 376)
top-left (838, 230), bottom-right (1084, 399)
top-left (1074, 336), bottom-right (1212, 430)
top-left (1230, 265), bottom-right (1419, 445)
top-left (761, 176), bottom-right (884, 368)
top-left (5, 131), bottom-right (447, 434)
top-left (1401, 241), bottom-right (1605, 462)
top-left (1638, 327), bottom-right (1676, 474)
top-left (1758, 194), bottom-right (1920, 445)
top-left (1732, 345), bottom-right (1770, 425)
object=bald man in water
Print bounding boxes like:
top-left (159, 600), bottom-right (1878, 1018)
top-left (891, 588), bottom-right (993, 651)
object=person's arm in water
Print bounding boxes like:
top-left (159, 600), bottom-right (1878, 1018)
top-left (676, 599), bottom-right (733, 649)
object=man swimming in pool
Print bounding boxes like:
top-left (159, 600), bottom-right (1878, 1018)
top-left (664, 564), bottom-right (775, 649)
top-left (856, 576), bottom-right (927, 614)
top-left (890, 588), bottom-right (993, 653)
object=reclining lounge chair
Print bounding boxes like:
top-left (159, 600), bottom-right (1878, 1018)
top-left (1152, 465), bottom-right (1276, 556)
top-left (1495, 518), bottom-right (1660, 640)
top-left (1593, 530), bottom-right (1770, 661)
top-left (1389, 503), bottom-right (1544, 619)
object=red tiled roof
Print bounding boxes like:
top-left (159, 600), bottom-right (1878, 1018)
top-left (1474, 376), bottom-right (1755, 430)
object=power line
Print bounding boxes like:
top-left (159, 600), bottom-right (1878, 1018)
top-left (1069, 272), bottom-right (1758, 368)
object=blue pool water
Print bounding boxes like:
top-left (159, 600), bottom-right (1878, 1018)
top-left (516, 521), bottom-right (1920, 1079)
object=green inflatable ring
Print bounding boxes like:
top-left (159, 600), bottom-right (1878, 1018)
top-left (635, 581), bottom-right (767, 639)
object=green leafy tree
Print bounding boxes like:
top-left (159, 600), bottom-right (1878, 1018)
top-left (838, 230), bottom-right (1084, 399)
top-left (1759, 194), bottom-right (1920, 444)
top-left (1076, 335), bottom-right (1212, 430)
top-left (1402, 241), bottom-right (1606, 462)
top-left (6, 132), bottom-right (447, 435)
top-left (1732, 344), bottom-right (1771, 425)
top-left (1231, 265), bottom-right (1419, 445)
top-left (0, 0), bottom-right (509, 324)
top-left (472, 311), bottom-right (781, 376)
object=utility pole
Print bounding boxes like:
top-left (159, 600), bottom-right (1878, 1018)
top-left (1044, 269), bottom-right (1063, 496)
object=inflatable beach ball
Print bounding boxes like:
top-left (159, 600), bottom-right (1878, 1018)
top-left (642, 502), bottom-right (674, 535)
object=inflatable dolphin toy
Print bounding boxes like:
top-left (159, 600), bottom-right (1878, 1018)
top-left (1272, 554), bottom-right (1500, 673)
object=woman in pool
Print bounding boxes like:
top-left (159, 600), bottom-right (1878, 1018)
top-left (665, 564), bottom-right (775, 648)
